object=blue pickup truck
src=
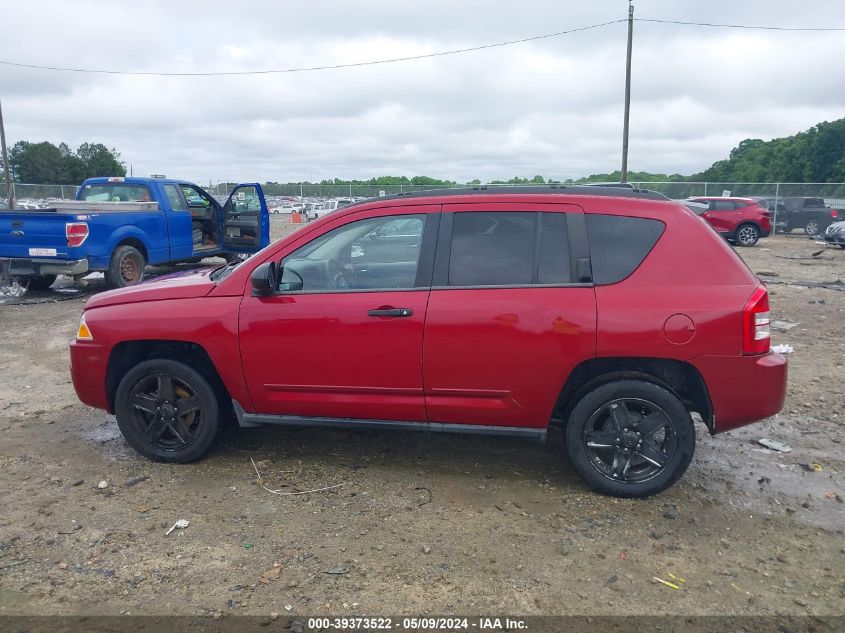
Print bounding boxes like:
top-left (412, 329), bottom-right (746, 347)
top-left (0, 177), bottom-right (270, 290)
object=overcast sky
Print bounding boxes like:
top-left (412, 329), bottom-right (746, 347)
top-left (1, 1), bottom-right (843, 184)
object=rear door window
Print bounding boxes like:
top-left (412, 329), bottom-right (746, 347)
top-left (711, 200), bottom-right (737, 211)
top-left (585, 214), bottom-right (664, 285)
top-left (447, 211), bottom-right (572, 286)
top-left (449, 212), bottom-right (536, 286)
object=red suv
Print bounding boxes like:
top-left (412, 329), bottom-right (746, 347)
top-left (687, 197), bottom-right (772, 246)
top-left (70, 187), bottom-right (788, 498)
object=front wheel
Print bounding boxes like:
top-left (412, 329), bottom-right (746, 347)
top-left (565, 380), bottom-right (695, 498)
top-left (735, 223), bottom-right (760, 246)
top-left (114, 359), bottom-right (220, 463)
top-left (804, 219), bottom-right (820, 236)
top-left (106, 245), bottom-right (146, 288)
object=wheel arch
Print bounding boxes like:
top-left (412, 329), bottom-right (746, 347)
top-left (114, 237), bottom-right (149, 262)
top-left (106, 340), bottom-right (229, 413)
top-left (552, 357), bottom-right (714, 433)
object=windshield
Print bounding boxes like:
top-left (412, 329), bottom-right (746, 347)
top-left (81, 184), bottom-right (152, 202)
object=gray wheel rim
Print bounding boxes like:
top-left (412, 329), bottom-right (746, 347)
top-left (738, 226), bottom-right (757, 244)
top-left (806, 221), bottom-right (819, 235)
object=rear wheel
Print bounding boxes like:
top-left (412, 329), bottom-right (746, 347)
top-left (106, 245), bottom-right (146, 288)
top-left (804, 219), bottom-right (821, 236)
top-left (114, 359), bottom-right (220, 463)
top-left (565, 380), bottom-right (695, 498)
top-left (26, 275), bottom-right (57, 291)
top-left (735, 223), bottom-right (760, 246)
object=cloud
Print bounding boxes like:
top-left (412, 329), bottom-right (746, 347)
top-left (2, 0), bottom-right (843, 183)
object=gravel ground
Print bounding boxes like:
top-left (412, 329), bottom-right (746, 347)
top-left (0, 222), bottom-right (843, 618)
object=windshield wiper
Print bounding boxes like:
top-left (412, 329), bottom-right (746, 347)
top-left (210, 260), bottom-right (241, 281)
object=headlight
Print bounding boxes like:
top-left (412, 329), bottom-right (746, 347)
top-left (76, 314), bottom-right (93, 340)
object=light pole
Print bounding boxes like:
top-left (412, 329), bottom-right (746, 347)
top-left (0, 99), bottom-right (14, 209)
top-left (621, 1), bottom-right (634, 183)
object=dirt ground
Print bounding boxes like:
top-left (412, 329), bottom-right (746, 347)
top-left (0, 221), bottom-right (843, 618)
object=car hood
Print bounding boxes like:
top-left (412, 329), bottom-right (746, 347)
top-left (84, 267), bottom-right (218, 309)
top-left (826, 220), bottom-right (845, 232)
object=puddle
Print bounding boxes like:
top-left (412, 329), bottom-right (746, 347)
top-left (78, 418), bottom-right (131, 460)
top-left (693, 415), bottom-right (844, 530)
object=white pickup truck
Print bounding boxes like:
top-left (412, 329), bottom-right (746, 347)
top-left (305, 198), bottom-right (354, 221)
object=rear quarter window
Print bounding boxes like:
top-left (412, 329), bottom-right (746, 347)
top-left (586, 214), bottom-right (664, 285)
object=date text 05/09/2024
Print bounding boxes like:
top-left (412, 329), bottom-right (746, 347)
top-left (305, 617), bottom-right (527, 630)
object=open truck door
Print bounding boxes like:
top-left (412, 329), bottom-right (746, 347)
top-left (221, 184), bottom-right (270, 254)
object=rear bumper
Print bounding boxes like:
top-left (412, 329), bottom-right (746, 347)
top-left (0, 257), bottom-right (88, 278)
top-left (690, 352), bottom-right (788, 433)
top-left (70, 339), bottom-right (111, 412)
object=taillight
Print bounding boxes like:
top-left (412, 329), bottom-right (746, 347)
top-left (742, 285), bottom-right (770, 355)
top-left (832, 209), bottom-right (839, 219)
top-left (66, 222), bottom-right (89, 247)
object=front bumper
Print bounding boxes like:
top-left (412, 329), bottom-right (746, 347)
top-left (690, 352), bottom-right (788, 433)
top-left (0, 257), bottom-right (89, 279)
top-left (70, 339), bottom-right (111, 412)
top-left (824, 232), bottom-right (845, 245)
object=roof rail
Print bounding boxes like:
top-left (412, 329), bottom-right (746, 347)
top-left (353, 185), bottom-right (670, 206)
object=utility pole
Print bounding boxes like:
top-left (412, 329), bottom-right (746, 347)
top-left (620, 1), bottom-right (634, 183)
top-left (0, 99), bottom-right (14, 209)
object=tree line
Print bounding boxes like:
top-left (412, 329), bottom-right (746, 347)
top-left (4, 117), bottom-right (844, 189)
top-left (2, 141), bottom-right (125, 184)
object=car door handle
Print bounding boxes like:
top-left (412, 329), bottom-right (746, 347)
top-left (368, 307), bottom-right (413, 317)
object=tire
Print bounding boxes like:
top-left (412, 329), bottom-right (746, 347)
top-left (114, 359), bottom-right (220, 463)
top-left (840, 244), bottom-right (845, 250)
top-left (106, 245), bottom-right (146, 289)
top-left (735, 223), bottom-right (760, 246)
top-left (26, 275), bottom-right (57, 291)
top-left (565, 380), bottom-right (695, 498)
top-left (804, 219), bottom-right (820, 236)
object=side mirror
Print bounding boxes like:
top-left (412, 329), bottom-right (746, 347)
top-left (251, 262), bottom-right (276, 295)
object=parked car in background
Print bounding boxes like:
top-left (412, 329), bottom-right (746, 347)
top-left (824, 221), bottom-right (845, 248)
top-left (686, 197), bottom-right (772, 246)
top-left (70, 186), bottom-right (787, 498)
top-left (757, 197), bottom-right (842, 236)
top-left (305, 199), bottom-right (353, 221)
top-left (0, 177), bottom-right (270, 290)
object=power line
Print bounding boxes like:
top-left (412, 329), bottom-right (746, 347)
top-left (636, 18), bottom-right (845, 32)
top-left (0, 19), bottom-right (626, 77)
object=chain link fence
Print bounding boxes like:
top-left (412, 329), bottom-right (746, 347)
top-left (3, 181), bottom-right (845, 208)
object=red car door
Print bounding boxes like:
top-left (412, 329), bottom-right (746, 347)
top-left (239, 206), bottom-right (439, 421)
top-left (701, 199), bottom-right (740, 236)
top-left (423, 203), bottom-right (597, 429)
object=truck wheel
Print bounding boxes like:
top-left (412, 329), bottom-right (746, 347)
top-left (27, 275), bottom-right (57, 291)
top-left (114, 359), bottom-right (220, 463)
top-left (804, 219), bottom-right (820, 236)
top-left (735, 223), bottom-right (760, 246)
top-left (106, 245), bottom-right (146, 288)
top-left (565, 380), bottom-right (695, 498)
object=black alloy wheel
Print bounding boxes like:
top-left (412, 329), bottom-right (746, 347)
top-left (115, 359), bottom-right (220, 462)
